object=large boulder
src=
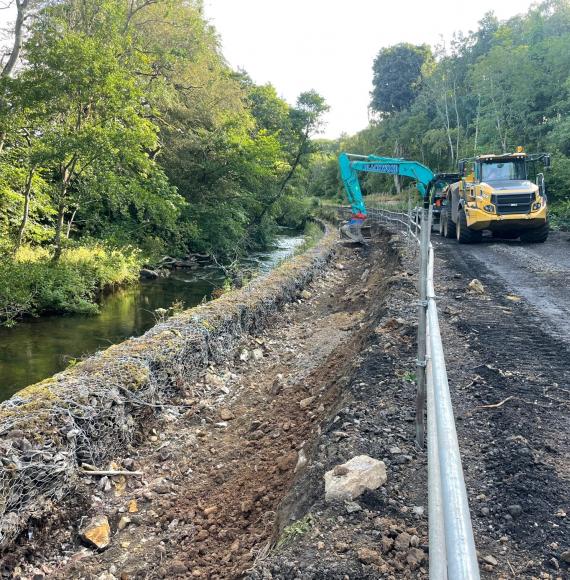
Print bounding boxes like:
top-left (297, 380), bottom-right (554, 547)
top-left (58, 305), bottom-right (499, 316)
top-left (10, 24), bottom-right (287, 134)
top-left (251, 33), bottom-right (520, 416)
top-left (324, 455), bottom-right (387, 502)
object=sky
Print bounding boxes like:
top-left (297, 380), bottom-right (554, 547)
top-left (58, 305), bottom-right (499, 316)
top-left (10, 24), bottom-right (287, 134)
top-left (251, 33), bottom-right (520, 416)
top-left (0, 0), bottom-right (537, 138)
top-left (203, 0), bottom-right (537, 138)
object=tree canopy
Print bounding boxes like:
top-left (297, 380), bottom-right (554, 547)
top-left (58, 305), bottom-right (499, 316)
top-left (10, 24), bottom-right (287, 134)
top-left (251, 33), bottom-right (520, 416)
top-left (0, 0), bottom-right (328, 261)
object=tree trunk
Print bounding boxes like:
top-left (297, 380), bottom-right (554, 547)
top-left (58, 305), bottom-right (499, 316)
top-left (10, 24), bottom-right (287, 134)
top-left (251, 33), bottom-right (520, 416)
top-left (66, 208), bottom-right (78, 239)
top-left (53, 199), bottom-right (66, 262)
top-left (443, 88), bottom-right (454, 165)
top-left (453, 79), bottom-right (460, 162)
top-left (393, 142), bottom-right (402, 195)
top-left (1, 0), bottom-right (30, 78)
top-left (474, 94), bottom-right (481, 154)
top-left (14, 167), bottom-right (34, 252)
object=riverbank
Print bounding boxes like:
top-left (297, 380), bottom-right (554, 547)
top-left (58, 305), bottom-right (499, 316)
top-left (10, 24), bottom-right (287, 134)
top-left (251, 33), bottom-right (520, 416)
top-left (0, 222), bottom-right (334, 559)
top-left (0, 230), bottom-right (308, 401)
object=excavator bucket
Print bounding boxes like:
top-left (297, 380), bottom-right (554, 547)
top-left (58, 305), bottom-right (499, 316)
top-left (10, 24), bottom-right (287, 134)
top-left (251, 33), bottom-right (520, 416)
top-left (340, 216), bottom-right (370, 244)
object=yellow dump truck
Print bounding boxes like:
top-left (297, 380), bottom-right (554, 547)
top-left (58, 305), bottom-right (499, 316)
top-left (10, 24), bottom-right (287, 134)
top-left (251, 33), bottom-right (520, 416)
top-left (440, 149), bottom-right (551, 243)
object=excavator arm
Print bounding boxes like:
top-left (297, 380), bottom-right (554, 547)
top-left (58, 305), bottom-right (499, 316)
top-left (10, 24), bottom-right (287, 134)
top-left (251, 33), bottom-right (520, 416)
top-left (338, 152), bottom-right (436, 242)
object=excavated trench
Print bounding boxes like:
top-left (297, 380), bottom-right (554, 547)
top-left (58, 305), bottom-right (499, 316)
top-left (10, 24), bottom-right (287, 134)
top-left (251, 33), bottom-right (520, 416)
top-left (3, 230), bottom-right (402, 579)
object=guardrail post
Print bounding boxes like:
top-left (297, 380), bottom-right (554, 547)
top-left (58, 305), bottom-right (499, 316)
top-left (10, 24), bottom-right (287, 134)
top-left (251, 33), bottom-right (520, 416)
top-left (415, 205), bottom-right (432, 448)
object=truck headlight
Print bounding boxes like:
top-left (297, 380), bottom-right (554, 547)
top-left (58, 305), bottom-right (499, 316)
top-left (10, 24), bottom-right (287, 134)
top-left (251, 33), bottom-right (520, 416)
top-left (532, 201), bottom-right (542, 211)
top-left (484, 204), bottom-right (495, 213)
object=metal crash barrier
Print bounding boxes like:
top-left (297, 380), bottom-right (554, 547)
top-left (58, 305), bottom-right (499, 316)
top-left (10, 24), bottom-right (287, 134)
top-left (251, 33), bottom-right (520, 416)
top-left (339, 204), bottom-right (480, 580)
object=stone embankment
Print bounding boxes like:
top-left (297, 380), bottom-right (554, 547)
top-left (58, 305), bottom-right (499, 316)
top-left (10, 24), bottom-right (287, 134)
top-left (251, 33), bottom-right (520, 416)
top-left (0, 224), bottom-right (336, 554)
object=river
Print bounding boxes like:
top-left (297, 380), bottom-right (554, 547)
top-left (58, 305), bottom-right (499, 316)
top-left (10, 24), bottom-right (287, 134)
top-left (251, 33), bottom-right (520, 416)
top-left (0, 231), bottom-right (306, 401)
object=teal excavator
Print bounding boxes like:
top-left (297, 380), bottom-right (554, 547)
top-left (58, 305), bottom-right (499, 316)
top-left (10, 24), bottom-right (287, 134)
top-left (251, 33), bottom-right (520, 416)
top-left (338, 152), bottom-right (458, 242)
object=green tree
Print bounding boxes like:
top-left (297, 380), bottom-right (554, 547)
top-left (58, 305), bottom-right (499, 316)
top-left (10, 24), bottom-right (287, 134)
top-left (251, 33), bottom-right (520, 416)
top-left (371, 43), bottom-right (432, 114)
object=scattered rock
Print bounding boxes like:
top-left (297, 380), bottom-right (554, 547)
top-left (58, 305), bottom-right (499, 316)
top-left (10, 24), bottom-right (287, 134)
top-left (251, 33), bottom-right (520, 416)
top-left (168, 560), bottom-right (188, 575)
top-left (122, 458), bottom-right (135, 471)
top-left (324, 455), bottom-right (387, 502)
top-left (295, 449), bottom-right (307, 472)
top-left (394, 532), bottom-right (411, 551)
top-left (357, 547), bottom-right (382, 565)
top-left (335, 542), bottom-right (349, 553)
top-left (381, 536), bottom-right (394, 553)
top-left (483, 555), bottom-right (498, 566)
top-left (559, 550), bottom-right (570, 563)
top-left (345, 501), bottom-right (362, 514)
top-left (239, 349), bottom-right (250, 362)
top-left (80, 515), bottom-right (111, 550)
top-left (203, 506), bottom-right (218, 517)
top-left (252, 348), bottom-right (264, 361)
top-left (335, 263), bottom-right (345, 270)
top-left (219, 408), bottom-right (234, 421)
top-left (276, 452), bottom-right (297, 472)
top-left (117, 516), bottom-right (131, 531)
top-left (195, 529), bottom-right (209, 541)
top-left (507, 504), bottom-right (522, 517)
top-left (467, 278), bottom-right (485, 295)
top-left (240, 500), bottom-right (254, 514)
top-left (205, 372), bottom-right (224, 387)
top-left (127, 499), bottom-right (138, 513)
top-left (406, 547), bottom-right (425, 569)
top-left (299, 396), bottom-right (315, 410)
top-left (271, 374), bottom-right (285, 395)
top-left (300, 289), bottom-right (312, 300)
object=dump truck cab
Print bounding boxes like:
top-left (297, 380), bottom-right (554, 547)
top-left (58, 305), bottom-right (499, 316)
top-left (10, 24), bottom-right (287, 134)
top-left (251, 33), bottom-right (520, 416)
top-left (440, 149), bottom-right (551, 243)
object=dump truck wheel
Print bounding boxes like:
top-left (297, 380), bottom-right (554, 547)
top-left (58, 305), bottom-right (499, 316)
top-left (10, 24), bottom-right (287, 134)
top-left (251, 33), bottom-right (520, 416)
top-left (520, 223), bottom-right (549, 243)
top-left (456, 209), bottom-right (482, 244)
top-left (441, 209), bottom-right (456, 238)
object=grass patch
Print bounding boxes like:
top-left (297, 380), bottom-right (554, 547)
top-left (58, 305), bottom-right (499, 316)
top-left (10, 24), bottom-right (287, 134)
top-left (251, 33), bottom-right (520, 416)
top-left (277, 514), bottom-right (313, 548)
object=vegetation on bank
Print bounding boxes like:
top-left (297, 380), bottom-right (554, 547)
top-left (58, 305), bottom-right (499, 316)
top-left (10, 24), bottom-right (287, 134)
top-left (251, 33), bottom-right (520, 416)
top-left (0, 244), bottom-right (142, 326)
top-left (310, 1), bottom-right (570, 228)
top-left (0, 0), bottom-right (329, 325)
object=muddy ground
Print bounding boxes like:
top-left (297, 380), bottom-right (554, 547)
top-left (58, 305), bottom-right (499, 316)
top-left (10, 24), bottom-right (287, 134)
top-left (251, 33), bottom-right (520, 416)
top-left (2, 228), bottom-right (569, 579)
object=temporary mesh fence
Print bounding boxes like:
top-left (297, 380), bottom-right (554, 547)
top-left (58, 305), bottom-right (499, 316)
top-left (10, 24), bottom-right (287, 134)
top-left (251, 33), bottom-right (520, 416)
top-left (0, 223), bottom-right (336, 550)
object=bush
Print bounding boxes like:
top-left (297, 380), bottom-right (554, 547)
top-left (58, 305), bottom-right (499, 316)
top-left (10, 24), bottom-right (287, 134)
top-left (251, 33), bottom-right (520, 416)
top-left (0, 244), bottom-right (143, 326)
top-left (550, 201), bottom-right (570, 231)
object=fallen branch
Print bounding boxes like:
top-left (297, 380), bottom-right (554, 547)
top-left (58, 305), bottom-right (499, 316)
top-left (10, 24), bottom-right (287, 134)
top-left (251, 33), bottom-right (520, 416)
top-left (474, 396), bottom-right (514, 410)
top-left (79, 469), bottom-right (143, 477)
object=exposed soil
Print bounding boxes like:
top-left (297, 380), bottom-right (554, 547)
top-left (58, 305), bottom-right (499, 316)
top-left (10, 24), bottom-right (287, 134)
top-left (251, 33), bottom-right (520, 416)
top-left (3, 227), bottom-right (569, 580)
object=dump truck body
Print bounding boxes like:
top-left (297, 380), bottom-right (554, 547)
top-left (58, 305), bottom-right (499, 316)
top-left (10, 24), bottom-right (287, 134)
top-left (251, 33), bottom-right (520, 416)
top-left (440, 151), bottom-right (550, 243)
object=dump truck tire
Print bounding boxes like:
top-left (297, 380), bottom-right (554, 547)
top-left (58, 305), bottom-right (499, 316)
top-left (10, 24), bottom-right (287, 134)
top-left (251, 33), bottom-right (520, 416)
top-left (520, 223), bottom-right (549, 243)
top-left (440, 209), bottom-right (456, 238)
top-left (456, 209), bottom-right (482, 244)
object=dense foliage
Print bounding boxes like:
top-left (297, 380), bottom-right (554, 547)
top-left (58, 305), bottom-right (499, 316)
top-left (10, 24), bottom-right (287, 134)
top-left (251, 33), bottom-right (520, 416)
top-left (315, 0), bottom-right (570, 220)
top-left (0, 0), bottom-right (327, 323)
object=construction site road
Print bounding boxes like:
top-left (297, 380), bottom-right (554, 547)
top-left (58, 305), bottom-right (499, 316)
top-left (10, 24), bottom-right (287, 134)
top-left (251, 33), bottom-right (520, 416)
top-left (433, 230), bottom-right (570, 578)
top-left (438, 231), bottom-right (570, 342)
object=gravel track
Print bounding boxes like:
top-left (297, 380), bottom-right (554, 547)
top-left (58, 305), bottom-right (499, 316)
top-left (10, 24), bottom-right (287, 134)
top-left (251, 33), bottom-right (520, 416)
top-left (433, 231), bottom-right (570, 578)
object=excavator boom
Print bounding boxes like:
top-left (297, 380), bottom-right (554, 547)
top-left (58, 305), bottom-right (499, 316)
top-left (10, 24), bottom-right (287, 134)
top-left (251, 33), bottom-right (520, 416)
top-left (338, 152), bottom-right (441, 242)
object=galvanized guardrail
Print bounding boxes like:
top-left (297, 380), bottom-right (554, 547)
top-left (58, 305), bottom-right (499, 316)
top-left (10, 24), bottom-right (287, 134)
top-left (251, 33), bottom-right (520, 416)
top-left (340, 204), bottom-right (480, 579)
